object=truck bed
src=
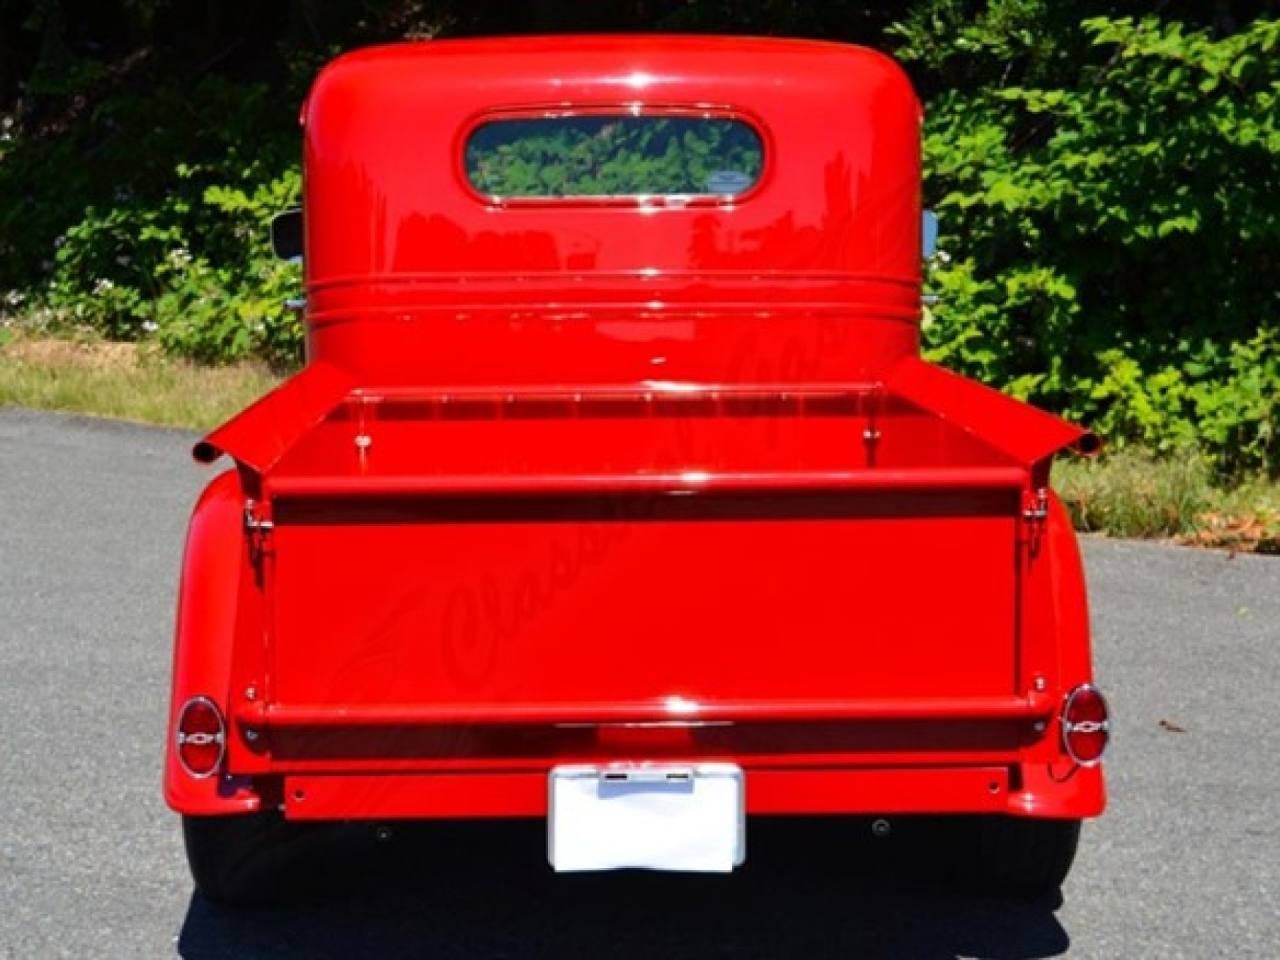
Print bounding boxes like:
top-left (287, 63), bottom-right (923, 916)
top-left (233, 378), bottom-right (1042, 743)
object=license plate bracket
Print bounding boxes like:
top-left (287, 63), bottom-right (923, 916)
top-left (548, 763), bottom-right (745, 873)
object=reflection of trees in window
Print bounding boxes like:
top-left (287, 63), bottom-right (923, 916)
top-left (466, 116), bottom-right (763, 198)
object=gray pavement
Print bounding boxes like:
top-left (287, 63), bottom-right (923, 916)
top-left (1, 407), bottom-right (1277, 958)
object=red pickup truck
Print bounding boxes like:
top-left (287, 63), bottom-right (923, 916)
top-left (165, 35), bottom-right (1108, 904)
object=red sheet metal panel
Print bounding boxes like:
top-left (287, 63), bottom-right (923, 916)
top-left (280, 767), bottom-right (1013, 820)
top-left (264, 488), bottom-right (1021, 718)
top-left (887, 357), bottom-right (1100, 466)
top-left (193, 360), bottom-right (355, 472)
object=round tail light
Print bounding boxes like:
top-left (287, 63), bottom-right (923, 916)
top-left (1061, 685), bottom-right (1110, 766)
top-left (176, 697), bottom-right (227, 778)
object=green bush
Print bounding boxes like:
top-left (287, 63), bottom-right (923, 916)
top-left (16, 78), bottom-right (305, 369)
top-left (907, 14), bottom-right (1280, 477)
top-left (150, 170), bottom-right (304, 369)
top-left (44, 162), bottom-right (304, 369)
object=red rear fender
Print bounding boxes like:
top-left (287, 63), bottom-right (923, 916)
top-left (164, 471), bottom-right (261, 815)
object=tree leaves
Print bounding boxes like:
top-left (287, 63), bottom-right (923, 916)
top-left (915, 10), bottom-right (1280, 476)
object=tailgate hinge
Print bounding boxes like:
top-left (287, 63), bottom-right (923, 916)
top-left (243, 499), bottom-right (275, 567)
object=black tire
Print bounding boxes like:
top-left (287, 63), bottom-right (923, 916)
top-left (960, 816), bottom-right (1082, 898)
top-left (183, 811), bottom-right (320, 906)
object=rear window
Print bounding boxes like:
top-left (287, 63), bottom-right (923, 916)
top-left (465, 114), bottom-right (764, 201)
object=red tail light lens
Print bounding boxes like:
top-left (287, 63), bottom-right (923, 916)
top-left (176, 697), bottom-right (226, 778)
top-left (1061, 685), bottom-right (1110, 766)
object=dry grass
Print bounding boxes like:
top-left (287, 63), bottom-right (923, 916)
top-left (1056, 447), bottom-right (1280, 554)
top-left (0, 337), bottom-right (280, 431)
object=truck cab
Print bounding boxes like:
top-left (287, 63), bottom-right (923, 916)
top-left (166, 35), bottom-right (1108, 904)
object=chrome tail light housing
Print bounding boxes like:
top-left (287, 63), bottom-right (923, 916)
top-left (1061, 684), bottom-right (1110, 766)
top-left (176, 697), bottom-right (227, 778)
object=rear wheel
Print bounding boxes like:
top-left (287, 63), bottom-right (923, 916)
top-left (183, 812), bottom-right (318, 906)
top-left (960, 816), bottom-right (1082, 898)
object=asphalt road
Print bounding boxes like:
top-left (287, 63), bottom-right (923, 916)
top-left (1, 407), bottom-right (1277, 959)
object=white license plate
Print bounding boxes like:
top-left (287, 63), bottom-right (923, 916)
top-left (548, 763), bottom-right (745, 873)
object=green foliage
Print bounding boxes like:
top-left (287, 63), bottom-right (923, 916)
top-left (8, 77), bottom-right (304, 368)
top-left (652, 0), bottom-right (905, 38)
top-left (150, 169), bottom-right (304, 369)
top-left (44, 164), bottom-right (304, 368)
top-left (909, 12), bottom-right (1280, 476)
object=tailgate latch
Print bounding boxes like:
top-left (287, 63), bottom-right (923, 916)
top-left (243, 499), bottom-right (275, 568)
top-left (1022, 487), bottom-right (1050, 556)
top-left (1022, 487), bottom-right (1050, 523)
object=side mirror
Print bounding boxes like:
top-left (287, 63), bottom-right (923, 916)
top-left (270, 209), bottom-right (304, 261)
top-left (922, 209), bottom-right (939, 260)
